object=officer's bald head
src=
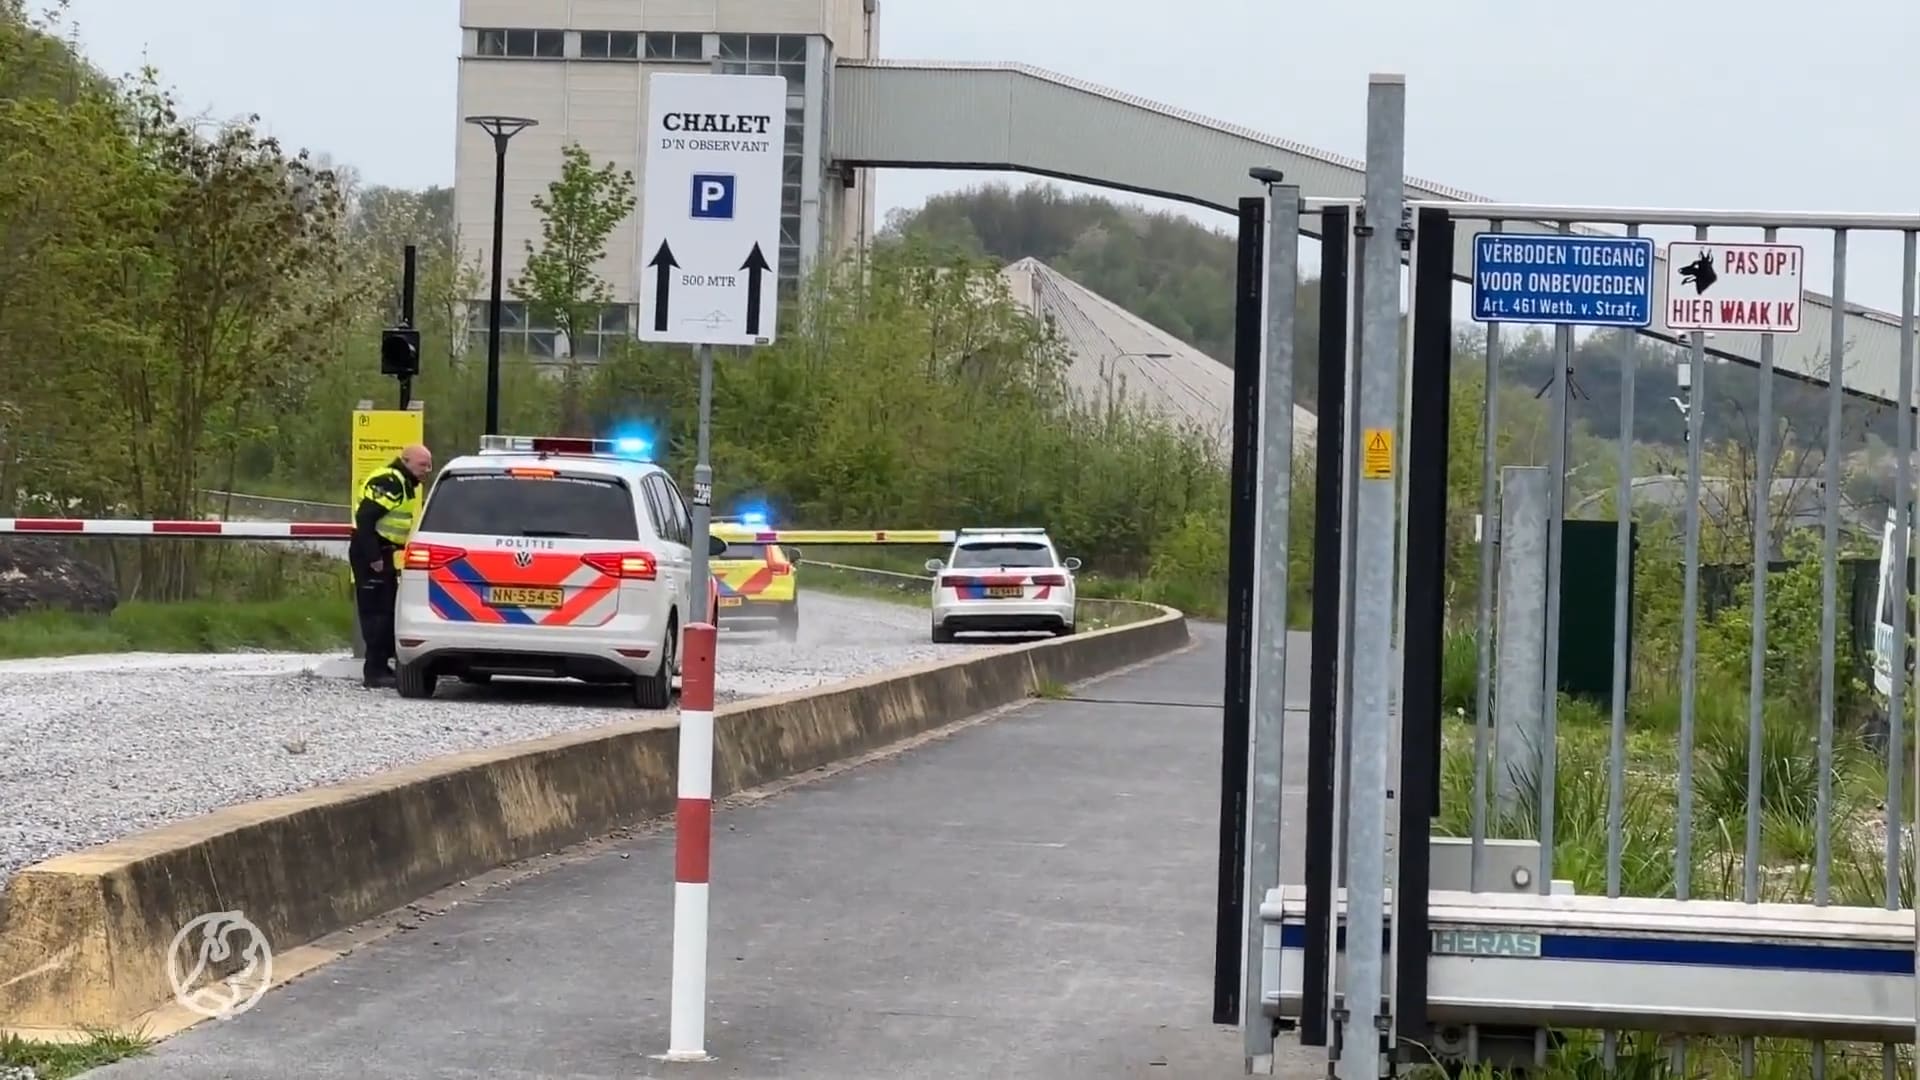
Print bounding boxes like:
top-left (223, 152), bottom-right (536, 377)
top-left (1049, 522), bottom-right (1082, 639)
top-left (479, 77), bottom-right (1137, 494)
top-left (400, 443), bottom-right (433, 479)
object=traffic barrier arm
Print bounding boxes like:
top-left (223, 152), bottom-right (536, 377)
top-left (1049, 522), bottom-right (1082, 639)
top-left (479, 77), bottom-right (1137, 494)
top-left (0, 518), bottom-right (352, 539)
top-left (2, 519), bottom-right (953, 545)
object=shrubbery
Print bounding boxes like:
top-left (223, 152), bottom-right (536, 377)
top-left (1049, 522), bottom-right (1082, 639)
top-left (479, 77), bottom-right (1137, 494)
top-left (2, 2), bottom-right (1239, 628)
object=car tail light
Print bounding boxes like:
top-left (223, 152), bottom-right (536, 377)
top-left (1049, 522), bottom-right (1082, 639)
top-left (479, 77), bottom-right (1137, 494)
top-left (404, 542), bottom-right (465, 571)
top-left (582, 551), bottom-right (658, 579)
top-left (1033, 574), bottom-right (1066, 587)
top-left (940, 575), bottom-right (966, 589)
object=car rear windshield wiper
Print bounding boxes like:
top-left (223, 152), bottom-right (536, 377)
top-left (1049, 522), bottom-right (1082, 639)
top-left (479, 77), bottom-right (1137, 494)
top-left (520, 528), bottom-right (590, 537)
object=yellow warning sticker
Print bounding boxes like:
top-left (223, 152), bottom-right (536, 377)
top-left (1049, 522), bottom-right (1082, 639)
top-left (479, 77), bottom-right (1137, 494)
top-left (1362, 428), bottom-right (1394, 480)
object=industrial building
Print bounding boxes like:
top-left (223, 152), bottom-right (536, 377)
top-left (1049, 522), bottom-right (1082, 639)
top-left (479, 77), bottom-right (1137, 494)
top-left (1000, 257), bottom-right (1317, 461)
top-left (453, 0), bottom-right (879, 361)
top-left (451, 0), bottom-right (1908, 409)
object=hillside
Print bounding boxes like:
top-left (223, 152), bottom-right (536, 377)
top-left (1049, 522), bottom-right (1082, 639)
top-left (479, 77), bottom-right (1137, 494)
top-left (884, 182), bottom-right (1902, 475)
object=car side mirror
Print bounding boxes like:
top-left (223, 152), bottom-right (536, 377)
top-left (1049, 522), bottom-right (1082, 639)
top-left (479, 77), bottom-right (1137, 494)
top-left (786, 546), bottom-right (803, 565)
top-left (925, 558), bottom-right (944, 572)
top-left (708, 534), bottom-right (727, 557)
top-left (1064, 557), bottom-right (1082, 571)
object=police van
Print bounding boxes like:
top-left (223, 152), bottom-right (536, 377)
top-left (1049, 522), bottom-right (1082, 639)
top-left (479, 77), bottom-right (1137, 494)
top-left (391, 434), bottom-right (724, 708)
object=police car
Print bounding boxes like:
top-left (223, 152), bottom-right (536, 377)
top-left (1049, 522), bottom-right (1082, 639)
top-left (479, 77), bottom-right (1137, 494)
top-left (709, 511), bottom-right (803, 641)
top-left (1870, 504), bottom-right (1915, 717)
top-left (925, 527), bottom-right (1081, 643)
top-left (391, 434), bottom-right (725, 708)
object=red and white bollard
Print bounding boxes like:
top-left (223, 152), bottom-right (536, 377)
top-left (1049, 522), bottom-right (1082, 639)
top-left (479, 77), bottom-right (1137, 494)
top-left (665, 622), bottom-right (718, 1062)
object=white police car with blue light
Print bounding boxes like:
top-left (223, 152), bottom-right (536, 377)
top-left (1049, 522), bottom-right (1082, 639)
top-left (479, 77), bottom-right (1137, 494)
top-left (924, 527), bottom-right (1081, 643)
top-left (390, 433), bottom-right (725, 708)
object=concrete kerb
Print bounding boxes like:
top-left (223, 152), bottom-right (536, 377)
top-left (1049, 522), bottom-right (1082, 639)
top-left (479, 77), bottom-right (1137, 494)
top-left (0, 600), bottom-right (1188, 1035)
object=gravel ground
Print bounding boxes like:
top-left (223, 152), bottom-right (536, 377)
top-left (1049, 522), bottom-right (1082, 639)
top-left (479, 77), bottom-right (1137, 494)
top-left (0, 592), bottom-right (1004, 886)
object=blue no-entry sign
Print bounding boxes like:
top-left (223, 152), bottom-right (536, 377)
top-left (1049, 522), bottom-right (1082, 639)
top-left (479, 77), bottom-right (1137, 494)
top-left (1470, 233), bottom-right (1655, 327)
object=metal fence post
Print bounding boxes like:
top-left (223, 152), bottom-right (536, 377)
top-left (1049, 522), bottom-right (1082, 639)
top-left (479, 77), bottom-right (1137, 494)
top-left (1494, 467), bottom-right (1549, 815)
top-left (1335, 72), bottom-right (1406, 1080)
top-left (1393, 205), bottom-right (1455, 1044)
top-left (1243, 181), bottom-right (1300, 1072)
top-left (1213, 195), bottom-right (1267, 1027)
top-left (1300, 204), bottom-right (1352, 1050)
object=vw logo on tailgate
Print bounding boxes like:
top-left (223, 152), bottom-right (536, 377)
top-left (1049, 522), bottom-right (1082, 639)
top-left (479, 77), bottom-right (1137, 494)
top-left (514, 549), bottom-right (534, 568)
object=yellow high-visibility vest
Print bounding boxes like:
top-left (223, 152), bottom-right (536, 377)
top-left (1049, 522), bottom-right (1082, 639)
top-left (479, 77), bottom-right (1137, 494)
top-left (357, 464), bottom-right (418, 547)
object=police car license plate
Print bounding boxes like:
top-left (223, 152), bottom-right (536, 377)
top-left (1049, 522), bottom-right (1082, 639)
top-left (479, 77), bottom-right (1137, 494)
top-left (719, 597), bottom-right (744, 608)
top-left (984, 585), bottom-right (1023, 599)
top-left (488, 586), bottom-right (563, 608)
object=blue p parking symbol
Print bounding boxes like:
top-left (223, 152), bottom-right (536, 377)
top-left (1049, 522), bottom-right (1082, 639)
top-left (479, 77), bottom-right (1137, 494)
top-left (690, 174), bottom-right (735, 220)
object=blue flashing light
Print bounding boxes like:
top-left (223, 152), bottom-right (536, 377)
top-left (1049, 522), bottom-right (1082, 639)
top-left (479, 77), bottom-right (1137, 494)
top-left (739, 510), bottom-right (769, 527)
top-left (613, 435), bottom-right (652, 459)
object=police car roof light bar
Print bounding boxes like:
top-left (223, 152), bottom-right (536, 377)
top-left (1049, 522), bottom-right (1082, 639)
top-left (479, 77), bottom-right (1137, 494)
top-left (478, 434), bottom-right (650, 459)
top-left (957, 526), bottom-right (1049, 536)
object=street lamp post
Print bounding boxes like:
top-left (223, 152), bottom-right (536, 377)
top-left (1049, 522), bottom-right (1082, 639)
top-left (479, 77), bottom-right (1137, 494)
top-left (464, 115), bottom-right (539, 436)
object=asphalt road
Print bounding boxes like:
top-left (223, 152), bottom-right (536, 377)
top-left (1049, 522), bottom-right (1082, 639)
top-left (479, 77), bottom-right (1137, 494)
top-left (96, 622), bottom-right (1318, 1080)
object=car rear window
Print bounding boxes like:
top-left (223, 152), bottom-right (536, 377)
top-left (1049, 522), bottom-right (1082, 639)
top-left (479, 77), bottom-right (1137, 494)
top-left (419, 472), bottom-right (639, 541)
top-left (951, 542), bottom-right (1053, 569)
top-left (719, 542), bottom-right (769, 560)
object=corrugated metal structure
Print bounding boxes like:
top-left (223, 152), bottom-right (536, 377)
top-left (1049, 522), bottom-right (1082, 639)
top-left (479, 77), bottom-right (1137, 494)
top-left (830, 60), bottom-right (1914, 408)
top-left (999, 258), bottom-right (1316, 461)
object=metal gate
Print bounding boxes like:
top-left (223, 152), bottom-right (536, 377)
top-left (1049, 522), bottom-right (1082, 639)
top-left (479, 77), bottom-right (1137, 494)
top-left (1228, 73), bottom-right (1920, 1080)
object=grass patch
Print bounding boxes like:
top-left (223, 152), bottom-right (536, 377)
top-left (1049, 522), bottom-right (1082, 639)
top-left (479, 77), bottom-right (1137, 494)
top-left (798, 544), bottom-right (942, 576)
top-left (1031, 677), bottom-right (1070, 700)
top-left (0, 542), bottom-right (356, 658)
top-left (803, 566), bottom-right (931, 609)
top-left (0, 596), bottom-right (354, 659)
top-left (1434, 672), bottom-right (1916, 1078)
top-left (0, 1031), bottom-right (151, 1079)
top-left (1425, 1031), bottom-right (1912, 1080)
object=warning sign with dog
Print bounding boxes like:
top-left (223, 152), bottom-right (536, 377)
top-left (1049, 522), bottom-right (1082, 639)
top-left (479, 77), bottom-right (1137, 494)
top-left (1663, 241), bottom-right (1805, 334)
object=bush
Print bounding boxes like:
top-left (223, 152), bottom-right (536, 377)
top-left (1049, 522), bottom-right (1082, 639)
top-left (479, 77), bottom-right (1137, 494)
top-left (0, 544), bottom-right (352, 658)
top-left (0, 596), bottom-right (353, 658)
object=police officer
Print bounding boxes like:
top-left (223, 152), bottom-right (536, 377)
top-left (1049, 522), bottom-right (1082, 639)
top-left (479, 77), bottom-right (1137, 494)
top-left (351, 443), bottom-right (432, 688)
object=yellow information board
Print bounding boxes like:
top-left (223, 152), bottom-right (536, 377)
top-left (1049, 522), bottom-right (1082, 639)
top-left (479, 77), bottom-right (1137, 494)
top-left (350, 407), bottom-right (425, 510)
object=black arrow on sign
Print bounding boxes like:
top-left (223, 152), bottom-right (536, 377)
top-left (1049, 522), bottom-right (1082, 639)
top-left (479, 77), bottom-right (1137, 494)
top-left (741, 242), bottom-right (772, 336)
top-left (648, 241), bottom-right (679, 332)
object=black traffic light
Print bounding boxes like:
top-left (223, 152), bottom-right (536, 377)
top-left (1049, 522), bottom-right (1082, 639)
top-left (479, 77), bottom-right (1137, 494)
top-left (380, 326), bottom-right (420, 377)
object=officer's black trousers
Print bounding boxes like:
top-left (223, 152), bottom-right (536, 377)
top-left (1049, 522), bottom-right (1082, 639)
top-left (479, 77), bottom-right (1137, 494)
top-left (352, 560), bottom-right (398, 682)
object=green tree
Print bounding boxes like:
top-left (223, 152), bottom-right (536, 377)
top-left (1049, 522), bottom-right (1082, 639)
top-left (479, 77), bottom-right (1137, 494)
top-left (510, 141), bottom-right (635, 351)
top-left (0, 21), bottom-right (145, 516)
top-left (509, 141), bottom-right (635, 432)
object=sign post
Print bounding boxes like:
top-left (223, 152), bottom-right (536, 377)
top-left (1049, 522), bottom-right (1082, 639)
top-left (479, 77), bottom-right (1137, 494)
top-left (637, 69), bottom-right (786, 1063)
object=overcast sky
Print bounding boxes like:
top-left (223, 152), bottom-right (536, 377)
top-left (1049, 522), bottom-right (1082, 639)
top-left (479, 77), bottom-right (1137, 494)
top-left (44, 0), bottom-right (1920, 314)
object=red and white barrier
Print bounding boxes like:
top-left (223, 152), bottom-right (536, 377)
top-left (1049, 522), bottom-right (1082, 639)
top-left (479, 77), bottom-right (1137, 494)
top-left (0, 518), bottom-right (351, 539)
top-left (666, 622), bottom-right (718, 1062)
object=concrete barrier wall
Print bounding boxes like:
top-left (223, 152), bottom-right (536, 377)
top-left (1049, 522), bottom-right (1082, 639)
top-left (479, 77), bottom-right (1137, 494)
top-left (0, 601), bottom-right (1188, 1032)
